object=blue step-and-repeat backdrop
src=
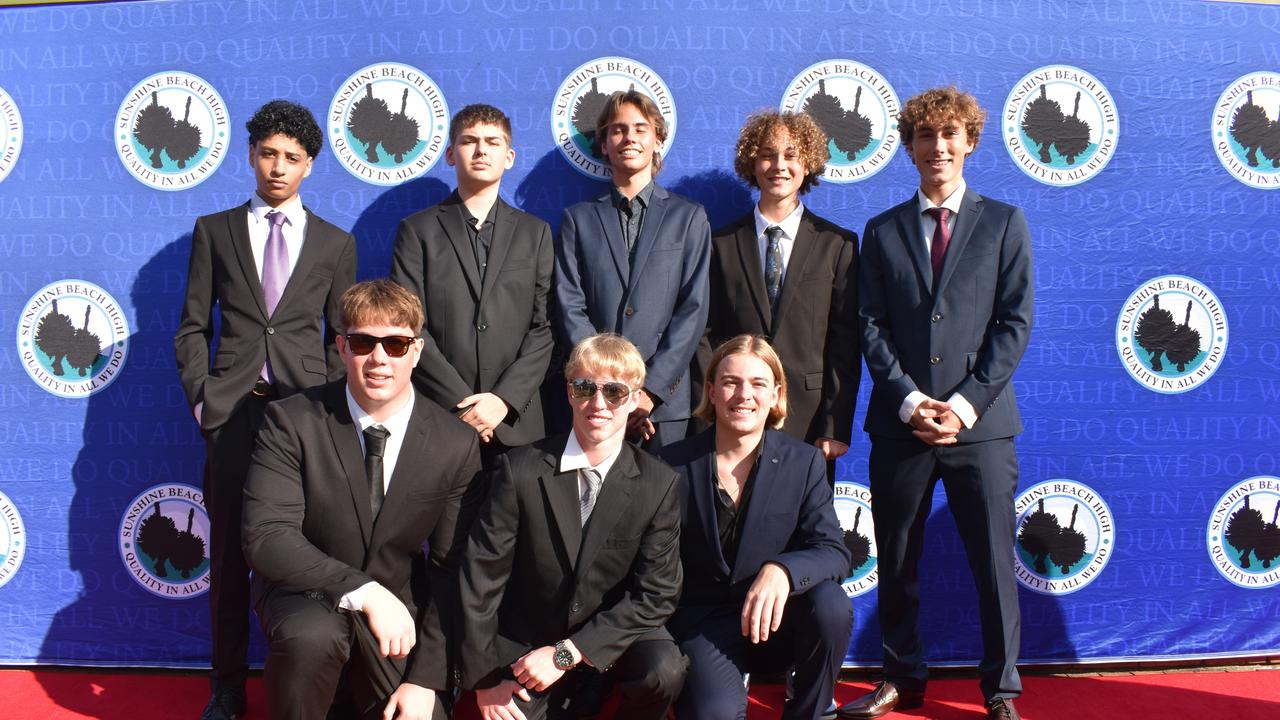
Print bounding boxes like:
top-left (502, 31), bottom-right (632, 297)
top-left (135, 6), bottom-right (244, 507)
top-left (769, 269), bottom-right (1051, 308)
top-left (1, 0), bottom-right (1278, 670)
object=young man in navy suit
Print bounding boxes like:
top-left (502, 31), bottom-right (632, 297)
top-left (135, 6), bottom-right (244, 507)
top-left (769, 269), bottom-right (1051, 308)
top-left (662, 335), bottom-right (851, 720)
top-left (175, 100), bottom-right (356, 720)
top-left (555, 90), bottom-right (711, 449)
top-left (838, 87), bottom-right (1033, 720)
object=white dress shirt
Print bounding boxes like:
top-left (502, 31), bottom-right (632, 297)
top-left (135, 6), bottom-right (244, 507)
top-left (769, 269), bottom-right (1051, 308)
top-left (753, 201), bottom-right (805, 282)
top-left (560, 429), bottom-right (624, 502)
top-left (248, 193), bottom-right (308, 282)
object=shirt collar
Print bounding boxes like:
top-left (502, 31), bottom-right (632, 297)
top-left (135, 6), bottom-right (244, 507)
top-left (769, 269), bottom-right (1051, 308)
top-left (753, 201), bottom-right (805, 240)
top-left (457, 192), bottom-right (500, 228)
top-left (344, 385), bottom-right (415, 439)
top-left (916, 180), bottom-right (966, 216)
top-left (250, 193), bottom-right (305, 227)
top-left (560, 429), bottom-right (624, 481)
top-left (611, 180), bottom-right (655, 211)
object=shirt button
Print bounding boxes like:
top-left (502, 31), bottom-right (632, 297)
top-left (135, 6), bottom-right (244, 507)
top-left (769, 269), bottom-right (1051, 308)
top-left (477, 323), bottom-right (488, 332)
top-left (931, 356), bottom-right (941, 365)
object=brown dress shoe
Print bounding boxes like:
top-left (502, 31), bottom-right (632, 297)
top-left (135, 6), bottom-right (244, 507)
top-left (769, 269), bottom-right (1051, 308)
top-left (986, 698), bottom-right (1021, 720)
top-left (836, 681), bottom-right (925, 719)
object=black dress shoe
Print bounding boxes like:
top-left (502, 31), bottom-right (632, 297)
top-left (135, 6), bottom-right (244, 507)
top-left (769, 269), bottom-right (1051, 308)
top-left (836, 681), bottom-right (924, 719)
top-left (985, 697), bottom-right (1020, 720)
top-left (199, 686), bottom-right (246, 720)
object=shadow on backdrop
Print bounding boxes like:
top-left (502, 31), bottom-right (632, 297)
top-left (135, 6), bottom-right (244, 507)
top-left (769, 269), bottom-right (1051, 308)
top-left (350, 176), bottom-right (450, 280)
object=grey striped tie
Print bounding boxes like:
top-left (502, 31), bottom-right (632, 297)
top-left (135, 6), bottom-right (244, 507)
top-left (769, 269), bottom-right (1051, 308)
top-left (580, 468), bottom-right (603, 526)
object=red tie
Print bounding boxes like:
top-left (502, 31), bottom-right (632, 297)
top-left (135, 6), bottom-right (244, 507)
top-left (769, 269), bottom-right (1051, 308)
top-left (926, 207), bottom-right (951, 287)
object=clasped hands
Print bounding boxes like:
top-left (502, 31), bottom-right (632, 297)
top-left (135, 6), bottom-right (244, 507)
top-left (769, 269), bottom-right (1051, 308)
top-left (910, 398), bottom-right (962, 446)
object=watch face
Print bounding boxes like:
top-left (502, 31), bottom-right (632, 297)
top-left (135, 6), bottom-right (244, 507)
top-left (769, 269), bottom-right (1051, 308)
top-left (554, 643), bottom-right (574, 669)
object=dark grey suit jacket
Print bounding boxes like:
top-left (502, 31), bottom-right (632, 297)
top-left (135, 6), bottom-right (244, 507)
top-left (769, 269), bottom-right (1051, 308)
top-left (242, 381), bottom-right (483, 690)
top-left (700, 210), bottom-right (859, 444)
top-left (555, 185), bottom-right (711, 422)
top-left (390, 193), bottom-right (554, 446)
top-left (859, 188), bottom-right (1033, 442)
top-left (459, 434), bottom-right (682, 689)
top-left (174, 202), bottom-right (356, 431)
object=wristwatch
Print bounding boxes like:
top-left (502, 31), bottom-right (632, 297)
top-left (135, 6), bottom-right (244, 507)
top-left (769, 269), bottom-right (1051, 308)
top-left (553, 640), bottom-right (577, 670)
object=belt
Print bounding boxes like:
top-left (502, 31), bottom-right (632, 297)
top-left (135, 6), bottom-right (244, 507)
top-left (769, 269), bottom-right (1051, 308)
top-left (251, 378), bottom-right (275, 398)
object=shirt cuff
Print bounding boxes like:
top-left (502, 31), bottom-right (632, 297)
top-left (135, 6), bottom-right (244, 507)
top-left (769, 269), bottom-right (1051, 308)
top-left (338, 581), bottom-right (379, 612)
top-left (947, 393), bottom-right (977, 429)
top-left (898, 391), bottom-right (929, 425)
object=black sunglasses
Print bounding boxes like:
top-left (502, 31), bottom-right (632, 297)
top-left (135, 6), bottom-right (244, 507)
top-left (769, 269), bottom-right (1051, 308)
top-left (567, 378), bottom-right (633, 406)
top-left (344, 333), bottom-right (418, 357)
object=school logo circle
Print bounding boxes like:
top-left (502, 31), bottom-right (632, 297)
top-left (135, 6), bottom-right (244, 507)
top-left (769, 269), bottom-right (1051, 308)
top-left (16, 280), bottom-right (130, 399)
top-left (779, 60), bottom-right (899, 184)
top-left (1208, 477), bottom-right (1280, 588)
top-left (119, 484), bottom-right (211, 599)
top-left (0, 84), bottom-right (22, 184)
top-left (1212, 72), bottom-right (1280, 189)
top-left (833, 481), bottom-right (877, 597)
top-left (329, 63), bottom-right (449, 186)
top-left (115, 72), bottom-right (229, 190)
top-left (1013, 480), bottom-right (1114, 594)
top-left (0, 490), bottom-right (25, 589)
top-left (551, 57), bottom-right (676, 180)
top-left (1116, 275), bottom-right (1227, 394)
top-left (1004, 65), bottom-right (1118, 186)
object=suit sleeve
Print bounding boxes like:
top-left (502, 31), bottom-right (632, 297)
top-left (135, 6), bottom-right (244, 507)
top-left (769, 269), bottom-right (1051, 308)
top-left (644, 205), bottom-right (711, 405)
top-left (405, 433), bottom-right (484, 690)
top-left (389, 218), bottom-right (473, 406)
top-left (553, 208), bottom-right (600, 348)
top-left (491, 221), bottom-right (555, 417)
top-left (325, 231), bottom-right (358, 383)
top-left (817, 232), bottom-right (859, 444)
top-left (242, 402), bottom-right (375, 602)
top-left (858, 221), bottom-right (920, 408)
top-left (569, 471), bottom-right (682, 669)
top-left (174, 216), bottom-right (215, 411)
top-left (953, 208), bottom-right (1034, 417)
top-left (771, 448), bottom-right (852, 592)
top-left (458, 453), bottom-right (522, 690)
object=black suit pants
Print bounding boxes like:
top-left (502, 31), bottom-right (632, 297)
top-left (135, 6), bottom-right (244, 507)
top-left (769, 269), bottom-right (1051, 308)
top-left (868, 436), bottom-right (1022, 701)
top-left (514, 638), bottom-right (686, 720)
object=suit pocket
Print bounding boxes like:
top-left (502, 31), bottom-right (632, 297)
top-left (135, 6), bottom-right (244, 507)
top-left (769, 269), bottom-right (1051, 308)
top-left (211, 350), bottom-right (236, 371)
top-left (301, 355), bottom-right (326, 377)
top-left (603, 534), bottom-right (641, 550)
top-left (966, 352), bottom-right (978, 371)
top-left (804, 372), bottom-right (823, 390)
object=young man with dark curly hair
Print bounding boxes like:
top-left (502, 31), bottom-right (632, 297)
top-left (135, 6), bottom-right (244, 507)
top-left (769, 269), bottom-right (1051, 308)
top-left (175, 99), bottom-right (357, 720)
top-left (838, 86), bottom-right (1032, 720)
top-left (699, 110), bottom-right (858, 478)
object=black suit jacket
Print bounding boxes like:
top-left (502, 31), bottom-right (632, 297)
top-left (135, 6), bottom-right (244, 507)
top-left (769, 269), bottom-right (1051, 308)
top-left (174, 202), bottom-right (357, 430)
top-left (658, 429), bottom-right (849, 608)
top-left (242, 381), bottom-right (483, 690)
top-left (700, 210), bottom-right (859, 444)
top-left (390, 194), bottom-right (554, 446)
top-left (459, 434), bottom-right (682, 689)
top-left (859, 189), bottom-right (1033, 441)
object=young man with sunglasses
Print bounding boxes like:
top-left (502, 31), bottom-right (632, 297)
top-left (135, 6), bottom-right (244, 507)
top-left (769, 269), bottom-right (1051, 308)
top-left (391, 104), bottom-right (553, 466)
top-left (460, 333), bottom-right (686, 720)
top-left (174, 99), bottom-right (356, 720)
top-left (243, 279), bottom-right (483, 720)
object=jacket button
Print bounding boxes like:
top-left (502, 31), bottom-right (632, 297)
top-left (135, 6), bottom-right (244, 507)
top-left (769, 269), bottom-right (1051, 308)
top-left (930, 356), bottom-right (941, 365)
top-left (931, 313), bottom-right (942, 322)
top-left (625, 307), bottom-right (635, 317)
top-left (571, 602), bottom-right (581, 613)
top-left (266, 327), bottom-right (275, 335)
top-left (477, 323), bottom-right (488, 332)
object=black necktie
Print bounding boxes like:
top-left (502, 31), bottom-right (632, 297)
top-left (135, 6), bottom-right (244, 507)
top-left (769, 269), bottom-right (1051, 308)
top-left (764, 225), bottom-right (784, 307)
top-left (363, 425), bottom-right (390, 518)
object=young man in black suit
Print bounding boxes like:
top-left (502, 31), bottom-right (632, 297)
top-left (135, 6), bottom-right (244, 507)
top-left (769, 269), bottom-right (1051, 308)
top-left (460, 333), bottom-right (686, 720)
top-left (700, 110), bottom-right (858, 476)
top-left (838, 87), bottom-right (1033, 720)
top-left (391, 104), bottom-right (553, 465)
top-left (174, 99), bottom-right (356, 720)
top-left (243, 279), bottom-right (482, 720)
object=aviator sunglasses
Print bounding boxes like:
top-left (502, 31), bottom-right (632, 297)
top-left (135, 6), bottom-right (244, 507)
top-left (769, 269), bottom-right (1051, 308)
top-left (344, 333), bottom-right (418, 357)
top-left (567, 378), bottom-right (633, 406)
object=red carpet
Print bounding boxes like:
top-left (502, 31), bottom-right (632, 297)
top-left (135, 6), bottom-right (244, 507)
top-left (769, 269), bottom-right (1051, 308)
top-left (4, 666), bottom-right (1279, 719)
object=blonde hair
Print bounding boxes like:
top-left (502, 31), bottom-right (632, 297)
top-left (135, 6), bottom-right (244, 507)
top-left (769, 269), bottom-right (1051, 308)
top-left (694, 334), bottom-right (788, 429)
top-left (565, 333), bottom-right (647, 390)
top-left (340, 279), bottom-right (423, 332)
top-left (734, 110), bottom-right (829, 195)
top-left (596, 90), bottom-right (668, 175)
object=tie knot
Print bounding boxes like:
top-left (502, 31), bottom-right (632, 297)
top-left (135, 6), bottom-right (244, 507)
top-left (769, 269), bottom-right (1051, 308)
top-left (363, 425), bottom-right (390, 457)
top-left (925, 207), bottom-right (950, 224)
top-left (267, 210), bottom-right (288, 228)
top-left (765, 225), bottom-right (784, 242)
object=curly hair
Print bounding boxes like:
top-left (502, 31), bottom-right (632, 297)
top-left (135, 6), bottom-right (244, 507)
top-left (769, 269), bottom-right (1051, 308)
top-left (733, 110), bottom-right (829, 195)
top-left (595, 90), bottom-right (668, 175)
top-left (246, 99), bottom-right (324, 158)
top-left (897, 86), bottom-right (987, 149)
top-left (450, 103), bottom-right (512, 146)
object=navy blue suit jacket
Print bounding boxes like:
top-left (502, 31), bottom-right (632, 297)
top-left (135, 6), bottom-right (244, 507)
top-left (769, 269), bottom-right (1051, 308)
top-left (555, 184), bottom-right (711, 422)
top-left (859, 188), bottom-right (1033, 442)
top-left (659, 429), bottom-right (850, 608)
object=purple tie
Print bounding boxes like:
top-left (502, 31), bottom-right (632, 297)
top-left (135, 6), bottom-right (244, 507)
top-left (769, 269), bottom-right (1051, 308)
top-left (261, 210), bottom-right (289, 382)
top-left (926, 207), bottom-right (951, 287)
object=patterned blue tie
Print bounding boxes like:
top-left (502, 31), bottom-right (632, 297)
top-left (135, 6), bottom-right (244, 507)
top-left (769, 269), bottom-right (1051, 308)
top-left (764, 225), bottom-right (784, 308)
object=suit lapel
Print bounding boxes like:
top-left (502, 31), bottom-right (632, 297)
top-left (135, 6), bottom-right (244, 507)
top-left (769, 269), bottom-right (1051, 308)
top-left (575, 445), bottom-right (638, 579)
top-left (540, 436), bottom-right (584, 569)
top-left (772, 211), bottom-right (818, 329)
top-left (228, 203), bottom-right (269, 320)
top-left (893, 198), bottom-right (934, 294)
top-left (687, 432), bottom-right (731, 576)
top-left (479, 198), bottom-right (516, 305)
top-left (437, 199), bottom-right (483, 300)
top-left (625, 185), bottom-right (669, 292)
top-left (323, 383), bottom-right (373, 548)
top-left (372, 396), bottom-right (432, 540)
top-left (734, 219), bottom-right (771, 332)
top-left (935, 188), bottom-right (983, 297)
top-left (591, 195), bottom-right (629, 284)
top-left (272, 208), bottom-right (326, 317)
top-left (732, 431), bottom-right (783, 581)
